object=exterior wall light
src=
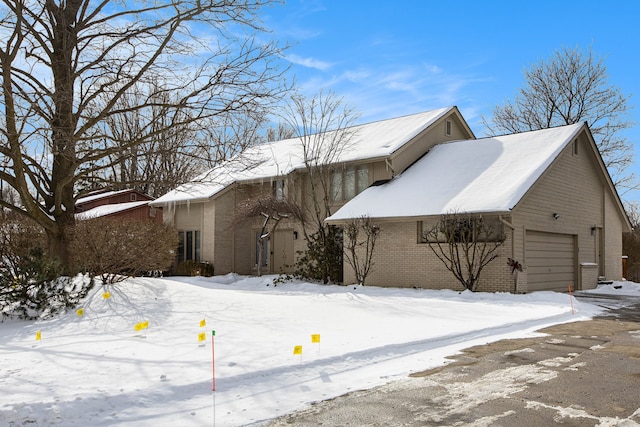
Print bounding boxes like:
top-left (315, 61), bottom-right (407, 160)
top-left (553, 213), bottom-right (560, 220)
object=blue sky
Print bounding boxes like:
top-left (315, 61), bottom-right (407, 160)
top-left (263, 0), bottom-right (640, 203)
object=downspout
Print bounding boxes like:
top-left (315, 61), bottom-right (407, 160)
top-left (231, 187), bottom-right (236, 273)
top-left (601, 184), bottom-right (606, 279)
top-left (499, 215), bottom-right (518, 293)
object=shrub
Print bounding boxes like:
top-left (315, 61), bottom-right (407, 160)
top-left (0, 219), bottom-right (93, 320)
top-left (174, 260), bottom-right (214, 277)
top-left (343, 216), bottom-right (380, 286)
top-left (70, 217), bottom-right (178, 284)
top-left (294, 226), bottom-right (343, 284)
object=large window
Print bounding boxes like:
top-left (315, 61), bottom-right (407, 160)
top-left (178, 230), bottom-right (201, 262)
top-left (332, 165), bottom-right (369, 202)
top-left (418, 217), bottom-right (504, 244)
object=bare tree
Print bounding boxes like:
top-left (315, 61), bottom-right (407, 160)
top-left (281, 91), bottom-right (361, 283)
top-left (89, 83), bottom-right (270, 198)
top-left (266, 122), bottom-right (295, 142)
top-left (233, 195), bottom-right (304, 276)
top-left (0, 0), bottom-right (287, 269)
top-left (484, 46), bottom-right (635, 191)
top-left (70, 217), bottom-right (178, 284)
top-left (74, 84), bottom-right (207, 197)
top-left (424, 213), bottom-right (504, 292)
top-left (343, 216), bottom-right (380, 286)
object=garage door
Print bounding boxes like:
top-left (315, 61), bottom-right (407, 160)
top-left (525, 231), bottom-right (575, 292)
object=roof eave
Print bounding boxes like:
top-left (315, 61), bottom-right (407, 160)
top-left (325, 210), bottom-right (512, 225)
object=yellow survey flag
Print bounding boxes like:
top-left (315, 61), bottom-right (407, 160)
top-left (103, 292), bottom-right (111, 299)
top-left (35, 331), bottom-right (41, 341)
top-left (134, 321), bottom-right (149, 332)
top-left (199, 319), bottom-right (206, 328)
top-left (76, 308), bottom-right (84, 317)
top-left (293, 345), bottom-right (303, 355)
top-left (198, 332), bottom-right (206, 342)
top-left (311, 334), bottom-right (320, 343)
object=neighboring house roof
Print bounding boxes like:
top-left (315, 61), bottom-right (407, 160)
top-left (76, 189), bottom-right (139, 205)
top-left (153, 107), bottom-right (456, 205)
top-left (75, 201), bottom-right (151, 220)
top-left (326, 123), bottom-right (585, 221)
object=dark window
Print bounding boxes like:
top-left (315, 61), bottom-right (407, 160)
top-left (273, 179), bottom-right (285, 200)
top-left (418, 217), bottom-right (503, 244)
top-left (178, 230), bottom-right (201, 262)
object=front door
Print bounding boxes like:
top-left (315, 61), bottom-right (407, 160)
top-left (272, 230), bottom-right (294, 274)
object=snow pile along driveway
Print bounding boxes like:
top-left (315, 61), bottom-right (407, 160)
top-left (0, 275), bottom-right (608, 426)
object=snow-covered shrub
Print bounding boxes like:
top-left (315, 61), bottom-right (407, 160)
top-left (0, 246), bottom-right (93, 320)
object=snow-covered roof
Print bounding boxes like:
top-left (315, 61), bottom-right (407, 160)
top-left (75, 201), bottom-right (150, 220)
top-left (153, 107), bottom-right (454, 205)
top-left (76, 189), bottom-right (134, 205)
top-left (326, 123), bottom-right (585, 221)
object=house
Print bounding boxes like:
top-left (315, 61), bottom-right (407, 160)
top-left (152, 107), bottom-right (631, 292)
top-left (326, 122), bottom-right (631, 292)
top-left (152, 107), bottom-right (473, 273)
top-left (75, 189), bottom-right (163, 223)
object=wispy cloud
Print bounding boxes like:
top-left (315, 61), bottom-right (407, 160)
top-left (291, 59), bottom-right (491, 126)
top-left (285, 54), bottom-right (334, 71)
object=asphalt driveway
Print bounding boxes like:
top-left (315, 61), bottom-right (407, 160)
top-left (267, 292), bottom-right (640, 426)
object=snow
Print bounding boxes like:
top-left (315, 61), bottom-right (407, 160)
top-left (327, 123), bottom-right (585, 221)
top-left (0, 274), bottom-right (621, 426)
top-left (581, 280), bottom-right (640, 297)
top-left (76, 190), bottom-right (134, 205)
top-left (75, 201), bottom-right (150, 220)
top-left (152, 108), bottom-right (453, 205)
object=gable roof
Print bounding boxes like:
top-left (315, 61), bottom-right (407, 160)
top-left (75, 201), bottom-right (151, 220)
top-left (153, 107), bottom-right (456, 205)
top-left (76, 189), bottom-right (130, 205)
top-left (326, 123), bottom-right (585, 221)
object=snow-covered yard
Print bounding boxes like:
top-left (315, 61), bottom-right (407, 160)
top-left (1, 275), bottom-right (637, 426)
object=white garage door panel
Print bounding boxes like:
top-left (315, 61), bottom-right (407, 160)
top-left (526, 231), bottom-right (575, 292)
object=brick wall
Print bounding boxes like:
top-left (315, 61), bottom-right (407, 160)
top-left (347, 220), bottom-right (514, 292)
